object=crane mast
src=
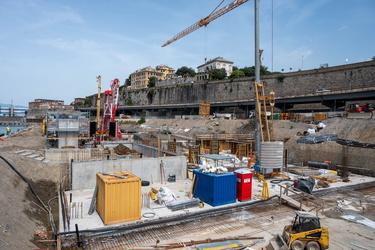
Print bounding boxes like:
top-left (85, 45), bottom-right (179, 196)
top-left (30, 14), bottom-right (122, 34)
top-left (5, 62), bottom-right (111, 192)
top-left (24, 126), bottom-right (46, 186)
top-left (162, 0), bottom-right (249, 47)
top-left (96, 76), bottom-right (101, 130)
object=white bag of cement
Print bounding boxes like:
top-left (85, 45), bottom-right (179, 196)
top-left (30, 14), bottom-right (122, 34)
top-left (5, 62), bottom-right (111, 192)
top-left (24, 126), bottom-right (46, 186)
top-left (319, 169), bottom-right (329, 174)
top-left (157, 187), bottom-right (177, 205)
top-left (318, 122), bottom-right (326, 129)
top-left (307, 128), bottom-right (316, 135)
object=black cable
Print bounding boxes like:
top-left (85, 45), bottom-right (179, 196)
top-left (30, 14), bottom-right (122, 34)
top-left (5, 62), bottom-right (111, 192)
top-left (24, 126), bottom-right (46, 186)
top-left (270, 178), bottom-right (293, 184)
top-left (0, 155), bottom-right (57, 234)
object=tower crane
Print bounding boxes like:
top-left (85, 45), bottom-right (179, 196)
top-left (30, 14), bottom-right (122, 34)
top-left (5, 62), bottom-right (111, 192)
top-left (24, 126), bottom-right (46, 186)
top-left (162, 0), bottom-right (249, 47)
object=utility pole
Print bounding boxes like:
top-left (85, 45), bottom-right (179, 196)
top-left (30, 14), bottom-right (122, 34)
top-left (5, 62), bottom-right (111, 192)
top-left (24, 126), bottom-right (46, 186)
top-left (254, 0), bottom-right (261, 159)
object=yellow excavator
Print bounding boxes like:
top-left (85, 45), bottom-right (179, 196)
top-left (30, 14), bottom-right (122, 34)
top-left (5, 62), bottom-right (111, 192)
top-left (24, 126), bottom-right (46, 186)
top-left (271, 211), bottom-right (329, 250)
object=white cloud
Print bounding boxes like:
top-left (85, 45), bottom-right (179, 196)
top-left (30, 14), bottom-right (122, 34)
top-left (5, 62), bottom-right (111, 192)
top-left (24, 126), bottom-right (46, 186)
top-left (29, 38), bottom-right (102, 52)
top-left (338, 25), bottom-right (348, 31)
top-left (14, 0), bottom-right (85, 30)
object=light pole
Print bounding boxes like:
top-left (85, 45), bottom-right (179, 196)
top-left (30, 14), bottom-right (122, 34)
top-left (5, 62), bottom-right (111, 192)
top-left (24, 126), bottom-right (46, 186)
top-left (254, 0), bottom-right (261, 160)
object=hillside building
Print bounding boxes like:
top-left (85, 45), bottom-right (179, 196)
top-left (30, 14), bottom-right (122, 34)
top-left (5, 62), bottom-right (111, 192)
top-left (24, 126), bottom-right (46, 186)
top-left (156, 65), bottom-right (176, 80)
top-left (130, 65), bottom-right (176, 89)
top-left (28, 99), bottom-right (74, 111)
top-left (197, 57), bottom-right (234, 80)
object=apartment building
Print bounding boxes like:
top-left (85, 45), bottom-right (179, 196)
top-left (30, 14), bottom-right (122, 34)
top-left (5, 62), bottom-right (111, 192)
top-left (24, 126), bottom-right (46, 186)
top-left (197, 57), bottom-right (234, 77)
top-left (28, 99), bottom-right (73, 110)
top-left (130, 65), bottom-right (175, 89)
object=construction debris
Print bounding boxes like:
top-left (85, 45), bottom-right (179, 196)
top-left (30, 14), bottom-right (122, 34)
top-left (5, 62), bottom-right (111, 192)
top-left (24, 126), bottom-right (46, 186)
top-left (156, 236), bottom-right (264, 249)
top-left (166, 198), bottom-right (200, 211)
top-left (289, 167), bottom-right (321, 176)
top-left (311, 175), bottom-right (337, 183)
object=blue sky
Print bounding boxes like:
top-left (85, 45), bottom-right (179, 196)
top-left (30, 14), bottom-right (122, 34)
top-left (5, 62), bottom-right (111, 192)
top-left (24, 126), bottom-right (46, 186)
top-left (1, 0), bottom-right (374, 106)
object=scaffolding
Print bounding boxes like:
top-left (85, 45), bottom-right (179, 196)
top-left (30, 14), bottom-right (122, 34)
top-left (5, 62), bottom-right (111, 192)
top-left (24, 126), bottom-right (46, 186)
top-left (45, 111), bottom-right (90, 149)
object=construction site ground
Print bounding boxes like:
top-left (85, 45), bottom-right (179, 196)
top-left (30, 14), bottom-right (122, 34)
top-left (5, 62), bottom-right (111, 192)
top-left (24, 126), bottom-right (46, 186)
top-left (0, 116), bottom-right (374, 249)
top-left (63, 170), bottom-right (375, 232)
top-left (60, 174), bottom-right (375, 249)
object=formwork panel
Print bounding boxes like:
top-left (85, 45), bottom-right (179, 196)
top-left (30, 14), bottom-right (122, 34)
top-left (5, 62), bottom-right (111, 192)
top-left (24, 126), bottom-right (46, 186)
top-left (96, 171), bottom-right (141, 225)
top-left (199, 102), bottom-right (211, 117)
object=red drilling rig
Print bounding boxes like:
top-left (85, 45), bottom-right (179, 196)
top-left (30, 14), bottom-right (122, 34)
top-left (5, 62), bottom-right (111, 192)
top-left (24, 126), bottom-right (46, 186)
top-left (97, 78), bottom-right (122, 139)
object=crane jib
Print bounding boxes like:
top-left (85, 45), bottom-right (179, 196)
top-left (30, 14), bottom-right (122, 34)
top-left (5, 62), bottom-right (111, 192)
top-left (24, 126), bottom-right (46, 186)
top-left (162, 0), bottom-right (249, 47)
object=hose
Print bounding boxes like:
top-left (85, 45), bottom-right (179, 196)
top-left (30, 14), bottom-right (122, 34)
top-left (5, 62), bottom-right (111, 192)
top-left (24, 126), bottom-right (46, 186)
top-left (0, 155), bottom-right (57, 234)
top-left (270, 178), bottom-right (293, 184)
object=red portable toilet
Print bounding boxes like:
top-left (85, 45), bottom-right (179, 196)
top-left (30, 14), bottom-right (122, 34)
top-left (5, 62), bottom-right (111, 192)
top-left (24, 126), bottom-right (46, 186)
top-left (234, 169), bottom-right (252, 201)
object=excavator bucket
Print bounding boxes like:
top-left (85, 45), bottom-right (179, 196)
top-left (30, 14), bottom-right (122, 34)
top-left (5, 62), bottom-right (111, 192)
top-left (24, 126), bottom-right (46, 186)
top-left (269, 234), bottom-right (288, 250)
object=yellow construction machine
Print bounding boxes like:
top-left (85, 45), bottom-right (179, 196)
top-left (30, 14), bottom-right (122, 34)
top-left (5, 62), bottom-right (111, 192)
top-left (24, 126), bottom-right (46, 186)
top-left (272, 211), bottom-right (329, 250)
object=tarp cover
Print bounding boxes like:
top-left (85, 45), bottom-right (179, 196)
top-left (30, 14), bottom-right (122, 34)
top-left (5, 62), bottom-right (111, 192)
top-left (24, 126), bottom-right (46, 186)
top-left (336, 139), bottom-right (375, 149)
top-left (296, 177), bottom-right (316, 194)
top-left (297, 134), bottom-right (338, 144)
top-left (297, 135), bottom-right (375, 150)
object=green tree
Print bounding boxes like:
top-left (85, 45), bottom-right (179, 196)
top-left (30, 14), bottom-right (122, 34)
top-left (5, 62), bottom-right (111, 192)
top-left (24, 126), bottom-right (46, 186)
top-left (124, 75), bottom-right (131, 87)
top-left (240, 65), bottom-right (271, 77)
top-left (260, 65), bottom-right (272, 75)
top-left (83, 97), bottom-right (93, 107)
top-left (372, 56), bottom-right (375, 61)
top-left (232, 66), bottom-right (239, 71)
top-left (148, 76), bottom-right (157, 88)
top-left (209, 68), bottom-right (227, 80)
top-left (137, 116), bottom-right (146, 124)
top-left (229, 70), bottom-right (245, 79)
top-left (241, 66), bottom-right (255, 77)
top-left (176, 66), bottom-right (196, 77)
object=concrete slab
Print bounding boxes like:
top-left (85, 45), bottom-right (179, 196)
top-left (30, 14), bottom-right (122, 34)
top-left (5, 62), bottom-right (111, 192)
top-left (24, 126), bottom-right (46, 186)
top-left (59, 169), bottom-right (375, 234)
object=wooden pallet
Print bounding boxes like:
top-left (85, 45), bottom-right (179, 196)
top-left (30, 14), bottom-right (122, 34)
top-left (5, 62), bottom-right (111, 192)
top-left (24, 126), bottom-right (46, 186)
top-left (279, 194), bottom-right (310, 211)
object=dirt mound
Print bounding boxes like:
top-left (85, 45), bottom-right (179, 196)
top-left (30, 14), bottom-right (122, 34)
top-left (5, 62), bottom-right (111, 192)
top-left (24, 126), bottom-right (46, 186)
top-left (274, 117), bottom-right (375, 168)
top-left (113, 143), bottom-right (137, 155)
top-left (0, 126), bottom-right (45, 152)
top-left (0, 151), bottom-right (61, 249)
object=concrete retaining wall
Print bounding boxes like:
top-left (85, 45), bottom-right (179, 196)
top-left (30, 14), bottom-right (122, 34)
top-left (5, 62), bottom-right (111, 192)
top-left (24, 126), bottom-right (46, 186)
top-left (71, 156), bottom-right (187, 190)
top-left (45, 142), bottom-right (181, 162)
top-left (116, 60), bottom-right (375, 106)
top-left (45, 148), bottom-right (100, 162)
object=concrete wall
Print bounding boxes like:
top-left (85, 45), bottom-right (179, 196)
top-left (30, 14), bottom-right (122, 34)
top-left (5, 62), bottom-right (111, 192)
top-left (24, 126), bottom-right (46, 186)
top-left (45, 148), bottom-right (109, 162)
top-left (45, 142), bottom-right (180, 162)
top-left (155, 76), bottom-right (195, 87)
top-left (118, 61), bottom-right (375, 106)
top-left (71, 156), bottom-right (187, 190)
top-left (58, 131), bottom-right (79, 148)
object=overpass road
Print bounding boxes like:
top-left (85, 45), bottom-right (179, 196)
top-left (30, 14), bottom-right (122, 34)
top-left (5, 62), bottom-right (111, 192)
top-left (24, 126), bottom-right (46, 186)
top-left (79, 86), bottom-right (375, 117)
